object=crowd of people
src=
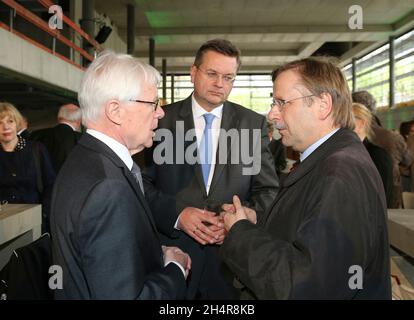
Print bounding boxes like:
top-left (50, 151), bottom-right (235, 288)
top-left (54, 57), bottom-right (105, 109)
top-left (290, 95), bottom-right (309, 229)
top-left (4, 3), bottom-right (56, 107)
top-left (2, 37), bottom-right (414, 300)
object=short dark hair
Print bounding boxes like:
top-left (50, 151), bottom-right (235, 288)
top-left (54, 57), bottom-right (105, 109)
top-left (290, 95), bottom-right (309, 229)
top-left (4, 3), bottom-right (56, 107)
top-left (194, 39), bottom-right (241, 71)
top-left (399, 120), bottom-right (414, 139)
top-left (352, 90), bottom-right (376, 112)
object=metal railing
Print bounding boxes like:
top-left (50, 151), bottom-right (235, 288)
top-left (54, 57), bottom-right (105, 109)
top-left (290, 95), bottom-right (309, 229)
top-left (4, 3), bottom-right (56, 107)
top-left (0, 0), bottom-right (102, 69)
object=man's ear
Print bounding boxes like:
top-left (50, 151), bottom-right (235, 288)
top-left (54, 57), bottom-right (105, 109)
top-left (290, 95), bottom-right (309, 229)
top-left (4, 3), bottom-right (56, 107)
top-left (318, 92), bottom-right (333, 120)
top-left (190, 65), bottom-right (197, 84)
top-left (105, 100), bottom-right (123, 125)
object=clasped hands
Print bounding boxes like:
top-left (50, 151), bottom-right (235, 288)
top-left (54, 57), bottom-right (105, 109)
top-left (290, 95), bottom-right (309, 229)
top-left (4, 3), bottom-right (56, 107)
top-left (177, 196), bottom-right (257, 245)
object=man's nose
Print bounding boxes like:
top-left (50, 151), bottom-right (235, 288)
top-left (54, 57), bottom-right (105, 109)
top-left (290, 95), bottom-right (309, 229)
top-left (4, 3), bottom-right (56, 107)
top-left (155, 106), bottom-right (165, 119)
top-left (268, 105), bottom-right (281, 122)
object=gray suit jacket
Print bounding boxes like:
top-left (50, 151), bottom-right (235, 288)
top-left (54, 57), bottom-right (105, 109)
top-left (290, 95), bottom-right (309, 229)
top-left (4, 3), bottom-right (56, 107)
top-left (51, 133), bottom-right (186, 299)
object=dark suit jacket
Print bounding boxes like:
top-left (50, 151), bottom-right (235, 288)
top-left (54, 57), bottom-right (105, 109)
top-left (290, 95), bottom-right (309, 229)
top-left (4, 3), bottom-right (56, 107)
top-left (220, 128), bottom-right (391, 299)
top-left (143, 95), bottom-right (279, 299)
top-left (31, 123), bottom-right (81, 173)
top-left (51, 133), bottom-right (186, 299)
top-left (364, 139), bottom-right (394, 207)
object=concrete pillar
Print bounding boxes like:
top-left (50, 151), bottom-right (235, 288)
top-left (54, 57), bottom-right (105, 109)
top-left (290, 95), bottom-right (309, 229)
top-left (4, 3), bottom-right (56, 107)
top-left (171, 74), bottom-right (175, 103)
top-left (162, 59), bottom-right (167, 100)
top-left (149, 37), bottom-right (155, 67)
top-left (81, 0), bottom-right (95, 65)
top-left (127, 4), bottom-right (135, 55)
top-left (389, 36), bottom-right (395, 108)
top-left (352, 57), bottom-right (357, 93)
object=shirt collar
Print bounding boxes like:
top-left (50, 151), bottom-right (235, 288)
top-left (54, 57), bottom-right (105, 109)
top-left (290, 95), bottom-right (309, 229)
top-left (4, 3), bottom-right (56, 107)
top-left (300, 128), bottom-right (340, 162)
top-left (191, 94), bottom-right (223, 119)
top-left (86, 129), bottom-right (133, 170)
top-left (60, 122), bottom-right (77, 132)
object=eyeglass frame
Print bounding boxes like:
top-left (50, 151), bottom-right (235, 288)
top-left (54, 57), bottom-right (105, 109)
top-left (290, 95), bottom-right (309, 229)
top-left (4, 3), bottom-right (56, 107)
top-left (270, 94), bottom-right (315, 111)
top-left (129, 98), bottom-right (160, 112)
top-left (196, 66), bottom-right (236, 84)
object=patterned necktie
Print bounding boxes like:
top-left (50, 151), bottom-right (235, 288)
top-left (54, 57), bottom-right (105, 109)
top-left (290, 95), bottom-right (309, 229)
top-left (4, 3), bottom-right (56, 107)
top-left (131, 162), bottom-right (145, 195)
top-left (199, 113), bottom-right (215, 188)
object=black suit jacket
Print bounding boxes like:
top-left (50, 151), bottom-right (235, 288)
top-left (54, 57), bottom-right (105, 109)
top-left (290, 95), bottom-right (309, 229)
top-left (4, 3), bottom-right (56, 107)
top-left (51, 133), bottom-right (186, 299)
top-left (31, 124), bottom-right (81, 173)
top-left (364, 139), bottom-right (394, 207)
top-left (221, 129), bottom-right (391, 299)
top-left (143, 95), bottom-right (279, 299)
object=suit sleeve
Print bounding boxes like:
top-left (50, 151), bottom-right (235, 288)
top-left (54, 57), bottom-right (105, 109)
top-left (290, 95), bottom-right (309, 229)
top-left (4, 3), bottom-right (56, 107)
top-left (220, 175), bottom-right (379, 299)
top-left (142, 146), bottom-right (181, 237)
top-left (246, 117), bottom-right (279, 224)
top-left (78, 179), bottom-right (186, 299)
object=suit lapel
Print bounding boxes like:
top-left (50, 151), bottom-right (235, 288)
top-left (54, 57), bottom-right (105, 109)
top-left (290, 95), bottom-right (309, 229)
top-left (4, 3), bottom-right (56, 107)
top-left (122, 167), bottom-right (158, 233)
top-left (79, 134), bottom-right (158, 233)
top-left (179, 96), bottom-right (208, 197)
top-left (209, 102), bottom-right (239, 195)
top-left (263, 128), bottom-right (353, 224)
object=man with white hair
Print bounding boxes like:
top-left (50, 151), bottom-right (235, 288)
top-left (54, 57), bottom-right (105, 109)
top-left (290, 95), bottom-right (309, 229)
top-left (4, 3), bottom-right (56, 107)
top-left (51, 50), bottom-right (190, 299)
top-left (31, 103), bottom-right (82, 173)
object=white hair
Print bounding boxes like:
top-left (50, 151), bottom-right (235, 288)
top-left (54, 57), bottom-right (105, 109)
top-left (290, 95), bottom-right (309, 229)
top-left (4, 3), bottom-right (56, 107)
top-left (78, 50), bottom-right (161, 125)
top-left (57, 104), bottom-right (81, 122)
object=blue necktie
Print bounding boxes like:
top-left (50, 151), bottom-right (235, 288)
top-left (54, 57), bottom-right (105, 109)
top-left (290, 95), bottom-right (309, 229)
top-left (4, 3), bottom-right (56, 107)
top-left (199, 113), bottom-right (215, 188)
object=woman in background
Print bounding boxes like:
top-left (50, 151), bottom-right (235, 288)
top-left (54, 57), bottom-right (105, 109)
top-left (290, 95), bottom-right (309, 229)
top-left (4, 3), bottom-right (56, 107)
top-left (352, 102), bottom-right (393, 207)
top-left (0, 102), bottom-right (55, 233)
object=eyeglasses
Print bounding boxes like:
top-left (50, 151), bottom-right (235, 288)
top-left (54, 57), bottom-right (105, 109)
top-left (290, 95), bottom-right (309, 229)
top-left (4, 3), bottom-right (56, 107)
top-left (129, 98), bottom-right (160, 112)
top-left (197, 67), bottom-right (236, 84)
top-left (270, 95), bottom-right (315, 111)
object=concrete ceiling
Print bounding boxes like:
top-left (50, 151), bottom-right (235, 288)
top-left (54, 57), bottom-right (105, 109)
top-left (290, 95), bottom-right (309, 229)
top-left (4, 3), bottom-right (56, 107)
top-left (94, 0), bottom-right (414, 73)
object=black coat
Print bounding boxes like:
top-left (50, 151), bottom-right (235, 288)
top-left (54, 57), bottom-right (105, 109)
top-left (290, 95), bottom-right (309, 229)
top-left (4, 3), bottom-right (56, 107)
top-left (31, 124), bottom-right (81, 173)
top-left (364, 139), bottom-right (394, 207)
top-left (51, 133), bottom-right (186, 299)
top-left (221, 128), bottom-right (391, 299)
top-left (143, 95), bottom-right (279, 299)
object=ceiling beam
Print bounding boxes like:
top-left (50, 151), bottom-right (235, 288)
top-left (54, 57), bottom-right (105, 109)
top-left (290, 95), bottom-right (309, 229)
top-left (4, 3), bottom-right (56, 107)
top-left (120, 24), bottom-right (393, 37)
top-left (298, 42), bottom-right (324, 58)
top-left (134, 49), bottom-right (298, 58)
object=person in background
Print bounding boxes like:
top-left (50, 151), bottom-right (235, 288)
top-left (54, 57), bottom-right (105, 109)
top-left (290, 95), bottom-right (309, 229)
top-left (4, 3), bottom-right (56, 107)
top-left (399, 120), bottom-right (414, 192)
top-left (220, 57), bottom-right (391, 299)
top-left (352, 90), bottom-right (412, 208)
top-left (0, 102), bottom-right (55, 233)
top-left (31, 104), bottom-right (82, 173)
top-left (352, 102), bottom-right (393, 206)
top-left (17, 115), bottom-right (30, 139)
top-left (51, 50), bottom-right (190, 299)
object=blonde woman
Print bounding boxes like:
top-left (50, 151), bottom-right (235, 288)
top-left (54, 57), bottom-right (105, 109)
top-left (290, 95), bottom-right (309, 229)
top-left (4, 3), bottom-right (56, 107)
top-left (0, 102), bottom-right (55, 232)
top-left (352, 102), bottom-right (393, 207)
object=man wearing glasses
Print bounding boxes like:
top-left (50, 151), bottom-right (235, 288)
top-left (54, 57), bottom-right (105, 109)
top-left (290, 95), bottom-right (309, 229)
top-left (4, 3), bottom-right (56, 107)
top-left (220, 57), bottom-right (391, 299)
top-left (51, 51), bottom-right (191, 299)
top-left (143, 39), bottom-right (278, 299)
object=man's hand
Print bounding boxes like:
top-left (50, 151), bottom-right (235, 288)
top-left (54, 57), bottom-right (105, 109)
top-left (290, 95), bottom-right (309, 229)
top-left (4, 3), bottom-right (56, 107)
top-left (162, 246), bottom-right (192, 279)
top-left (222, 195), bottom-right (250, 231)
top-left (222, 199), bottom-right (257, 225)
top-left (177, 207), bottom-right (225, 245)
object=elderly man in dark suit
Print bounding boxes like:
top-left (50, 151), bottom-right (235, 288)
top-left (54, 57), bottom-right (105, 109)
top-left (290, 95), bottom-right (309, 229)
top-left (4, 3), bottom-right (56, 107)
top-left (143, 39), bottom-right (278, 299)
top-left (51, 50), bottom-right (190, 299)
top-left (220, 58), bottom-right (391, 299)
top-left (31, 103), bottom-right (82, 173)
